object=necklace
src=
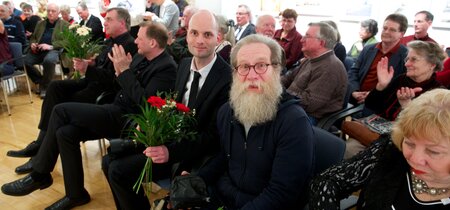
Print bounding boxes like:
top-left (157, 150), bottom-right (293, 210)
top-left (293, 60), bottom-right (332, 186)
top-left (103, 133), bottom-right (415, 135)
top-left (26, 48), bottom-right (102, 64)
top-left (411, 172), bottom-right (450, 196)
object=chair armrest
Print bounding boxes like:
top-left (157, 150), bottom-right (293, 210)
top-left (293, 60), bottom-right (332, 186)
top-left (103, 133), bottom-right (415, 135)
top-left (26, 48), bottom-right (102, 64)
top-left (317, 104), bottom-right (364, 131)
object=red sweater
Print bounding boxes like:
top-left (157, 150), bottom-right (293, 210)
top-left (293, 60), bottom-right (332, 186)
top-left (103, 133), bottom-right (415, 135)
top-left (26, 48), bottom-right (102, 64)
top-left (436, 58), bottom-right (450, 87)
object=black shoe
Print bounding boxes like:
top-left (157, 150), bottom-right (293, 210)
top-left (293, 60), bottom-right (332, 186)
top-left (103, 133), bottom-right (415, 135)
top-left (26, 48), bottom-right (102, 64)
top-left (45, 192), bottom-right (91, 210)
top-left (1, 174), bottom-right (53, 196)
top-left (15, 159), bottom-right (33, 174)
top-left (7, 141), bottom-right (40, 158)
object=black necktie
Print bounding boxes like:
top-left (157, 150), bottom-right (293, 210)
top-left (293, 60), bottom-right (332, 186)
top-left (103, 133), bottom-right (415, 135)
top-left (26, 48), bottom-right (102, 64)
top-left (188, 72), bottom-right (201, 108)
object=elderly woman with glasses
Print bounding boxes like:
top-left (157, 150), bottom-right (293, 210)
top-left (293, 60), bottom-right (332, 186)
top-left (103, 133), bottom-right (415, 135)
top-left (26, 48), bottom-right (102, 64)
top-left (344, 41), bottom-right (445, 157)
top-left (310, 88), bottom-right (450, 209)
top-left (364, 40), bottom-right (444, 121)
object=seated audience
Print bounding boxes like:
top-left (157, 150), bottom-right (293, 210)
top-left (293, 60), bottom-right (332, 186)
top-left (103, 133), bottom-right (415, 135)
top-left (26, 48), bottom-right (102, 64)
top-left (1, 21), bottom-right (177, 210)
top-left (24, 3), bottom-right (70, 99)
top-left (345, 40), bottom-right (445, 158)
top-left (166, 5), bottom-right (197, 64)
top-left (198, 34), bottom-right (314, 209)
top-left (215, 14), bottom-right (235, 63)
top-left (6, 8), bottom-right (137, 176)
top-left (255, 14), bottom-right (276, 37)
top-left (400, 10), bottom-right (436, 45)
top-left (282, 22), bottom-right (347, 125)
top-left (234, 4), bottom-right (255, 41)
top-left (0, 4), bottom-right (25, 46)
top-left (60, 4), bottom-right (74, 24)
top-left (102, 10), bottom-right (231, 209)
top-left (348, 19), bottom-right (378, 59)
top-left (310, 88), bottom-right (450, 210)
top-left (0, 18), bottom-right (13, 77)
top-left (76, 2), bottom-right (104, 42)
top-left (322, 20), bottom-right (346, 64)
top-left (144, 0), bottom-right (179, 38)
top-left (2, 0), bottom-right (21, 17)
top-left (274, 8), bottom-right (303, 69)
top-left (349, 13), bottom-right (408, 105)
top-left (19, 3), bottom-right (41, 40)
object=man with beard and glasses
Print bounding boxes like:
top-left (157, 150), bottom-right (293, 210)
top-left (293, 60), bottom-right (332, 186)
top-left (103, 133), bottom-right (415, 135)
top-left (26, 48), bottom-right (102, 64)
top-left (197, 34), bottom-right (315, 209)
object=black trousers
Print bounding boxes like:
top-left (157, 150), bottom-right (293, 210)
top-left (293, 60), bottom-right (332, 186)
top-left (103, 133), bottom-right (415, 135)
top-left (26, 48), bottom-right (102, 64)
top-left (32, 103), bottom-right (126, 198)
top-left (102, 152), bottom-right (172, 210)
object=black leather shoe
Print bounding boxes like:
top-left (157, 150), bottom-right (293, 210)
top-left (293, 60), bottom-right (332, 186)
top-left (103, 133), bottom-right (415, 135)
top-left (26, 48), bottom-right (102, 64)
top-left (7, 141), bottom-right (40, 158)
top-left (45, 193), bottom-right (91, 210)
top-left (15, 159), bottom-right (33, 174)
top-left (1, 174), bottom-right (52, 196)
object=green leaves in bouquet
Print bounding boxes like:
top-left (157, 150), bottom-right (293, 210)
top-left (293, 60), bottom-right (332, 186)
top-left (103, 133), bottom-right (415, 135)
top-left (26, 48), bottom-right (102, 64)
top-left (56, 24), bottom-right (104, 60)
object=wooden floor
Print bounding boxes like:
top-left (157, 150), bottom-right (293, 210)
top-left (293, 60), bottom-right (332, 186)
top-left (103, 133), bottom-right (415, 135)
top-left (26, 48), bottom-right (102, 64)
top-left (0, 79), bottom-right (116, 209)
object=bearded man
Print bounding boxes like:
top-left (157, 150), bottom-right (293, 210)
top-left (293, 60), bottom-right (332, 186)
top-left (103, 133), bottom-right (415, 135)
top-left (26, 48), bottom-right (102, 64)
top-left (197, 34), bottom-right (315, 209)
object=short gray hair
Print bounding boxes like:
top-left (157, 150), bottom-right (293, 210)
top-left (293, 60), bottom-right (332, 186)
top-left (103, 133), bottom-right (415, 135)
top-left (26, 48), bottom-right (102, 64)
top-left (308, 22), bottom-right (337, 49)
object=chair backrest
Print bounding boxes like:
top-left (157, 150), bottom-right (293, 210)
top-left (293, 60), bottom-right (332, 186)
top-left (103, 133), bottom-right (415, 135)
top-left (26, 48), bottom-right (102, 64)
top-left (313, 126), bottom-right (345, 175)
top-left (8, 42), bottom-right (24, 68)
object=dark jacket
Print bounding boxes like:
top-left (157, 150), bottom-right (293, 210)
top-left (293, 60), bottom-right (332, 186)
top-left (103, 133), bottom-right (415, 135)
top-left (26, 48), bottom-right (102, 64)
top-left (364, 73), bottom-right (442, 121)
top-left (84, 32), bottom-right (138, 98)
top-left (113, 50), bottom-right (177, 114)
top-left (236, 23), bottom-right (256, 42)
top-left (80, 14), bottom-right (104, 42)
top-left (166, 55), bottom-right (232, 169)
top-left (199, 93), bottom-right (315, 210)
top-left (3, 16), bottom-right (26, 46)
top-left (348, 43), bottom-right (407, 94)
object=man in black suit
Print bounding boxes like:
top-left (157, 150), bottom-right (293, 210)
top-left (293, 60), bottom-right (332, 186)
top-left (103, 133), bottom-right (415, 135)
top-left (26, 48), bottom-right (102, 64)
top-left (76, 1), bottom-right (104, 42)
top-left (6, 8), bottom-right (137, 174)
top-left (101, 9), bottom-right (232, 210)
top-left (1, 22), bottom-right (177, 210)
top-left (235, 4), bottom-right (256, 41)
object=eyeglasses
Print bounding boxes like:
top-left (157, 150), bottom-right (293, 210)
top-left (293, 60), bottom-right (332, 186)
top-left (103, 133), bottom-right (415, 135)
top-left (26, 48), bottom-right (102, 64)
top-left (302, 34), bottom-right (320, 40)
top-left (236, 12), bottom-right (248, 16)
top-left (404, 56), bottom-right (423, 63)
top-left (235, 62), bottom-right (277, 76)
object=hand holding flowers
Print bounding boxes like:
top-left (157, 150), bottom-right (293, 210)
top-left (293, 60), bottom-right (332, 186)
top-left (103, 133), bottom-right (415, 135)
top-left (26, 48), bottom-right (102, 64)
top-left (56, 24), bottom-right (104, 79)
top-left (127, 94), bottom-right (197, 195)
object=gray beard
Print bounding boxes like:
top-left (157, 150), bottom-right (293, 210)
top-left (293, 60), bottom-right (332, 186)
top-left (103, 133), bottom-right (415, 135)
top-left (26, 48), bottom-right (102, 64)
top-left (229, 73), bottom-right (283, 126)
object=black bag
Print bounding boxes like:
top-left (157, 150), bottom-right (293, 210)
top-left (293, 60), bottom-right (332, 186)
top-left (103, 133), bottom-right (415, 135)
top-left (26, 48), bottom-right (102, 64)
top-left (170, 175), bottom-right (210, 209)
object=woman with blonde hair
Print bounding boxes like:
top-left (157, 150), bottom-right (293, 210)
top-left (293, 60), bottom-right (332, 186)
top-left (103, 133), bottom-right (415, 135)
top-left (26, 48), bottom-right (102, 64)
top-left (310, 88), bottom-right (450, 209)
top-left (215, 14), bottom-right (235, 63)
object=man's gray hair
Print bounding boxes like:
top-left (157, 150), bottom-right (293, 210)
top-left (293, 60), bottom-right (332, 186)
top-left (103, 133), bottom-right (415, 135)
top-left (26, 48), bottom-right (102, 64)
top-left (308, 22), bottom-right (337, 50)
top-left (230, 34), bottom-right (283, 72)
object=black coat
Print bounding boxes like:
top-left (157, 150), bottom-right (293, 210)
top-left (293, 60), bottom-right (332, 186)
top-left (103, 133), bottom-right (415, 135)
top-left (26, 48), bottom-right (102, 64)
top-left (80, 15), bottom-right (105, 42)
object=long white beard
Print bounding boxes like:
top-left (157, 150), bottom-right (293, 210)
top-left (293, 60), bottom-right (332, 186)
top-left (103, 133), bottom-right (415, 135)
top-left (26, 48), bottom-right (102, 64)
top-left (230, 73), bottom-right (283, 126)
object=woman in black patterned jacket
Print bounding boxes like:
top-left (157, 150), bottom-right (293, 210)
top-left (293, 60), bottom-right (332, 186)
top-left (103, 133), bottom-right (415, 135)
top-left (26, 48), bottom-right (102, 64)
top-left (309, 89), bottom-right (450, 210)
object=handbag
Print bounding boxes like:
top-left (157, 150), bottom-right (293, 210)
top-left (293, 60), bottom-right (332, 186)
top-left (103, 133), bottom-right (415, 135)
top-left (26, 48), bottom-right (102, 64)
top-left (341, 120), bottom-right (380, 146)
top-left (170, 174), bottom-right (210, 209)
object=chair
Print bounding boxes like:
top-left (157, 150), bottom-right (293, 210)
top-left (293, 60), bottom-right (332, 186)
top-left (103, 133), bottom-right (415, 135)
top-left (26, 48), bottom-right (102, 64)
top-left (310, 127), bottom-right (357, 209)
top-left (312, 126), bottom-right (345, 175)
top-left (1, 42), bottom-right (33, 115)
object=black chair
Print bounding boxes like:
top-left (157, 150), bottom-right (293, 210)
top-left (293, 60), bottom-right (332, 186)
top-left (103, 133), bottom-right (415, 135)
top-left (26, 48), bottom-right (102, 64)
top-left (309, 127), bottom-right (357, 210)
top-left (312, 126), bottom-right (345, 175)
top-left (1, 42), bottom-right (33, 115)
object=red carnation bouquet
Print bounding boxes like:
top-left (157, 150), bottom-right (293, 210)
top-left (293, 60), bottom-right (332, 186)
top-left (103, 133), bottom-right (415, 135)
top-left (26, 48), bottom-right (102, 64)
top-left (127, 93), bottom-right (197, 195)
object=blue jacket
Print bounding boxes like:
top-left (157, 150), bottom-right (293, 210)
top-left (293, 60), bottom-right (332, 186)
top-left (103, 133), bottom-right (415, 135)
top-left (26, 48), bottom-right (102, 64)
top-left (199, 93), bottom-right (315, 210)
top-left (348, 43), bottom-right (407, 94)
